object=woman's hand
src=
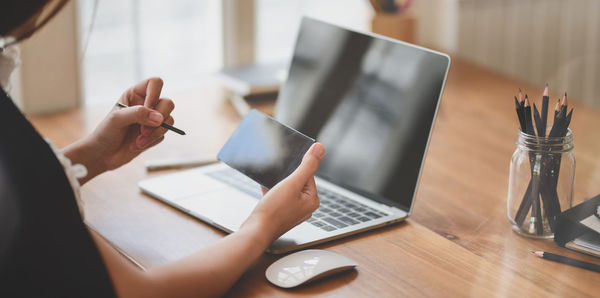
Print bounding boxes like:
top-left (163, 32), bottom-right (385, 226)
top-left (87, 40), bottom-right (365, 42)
top-left (93, 143), bottom-right (326, 298)
top-left (63, 77), bottom-right (175, 184)
top-left (240, 143), bottom-right (326, 245)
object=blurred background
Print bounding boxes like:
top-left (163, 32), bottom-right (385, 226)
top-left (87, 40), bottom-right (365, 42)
top-left (7, 0), bottom-right (600, 113)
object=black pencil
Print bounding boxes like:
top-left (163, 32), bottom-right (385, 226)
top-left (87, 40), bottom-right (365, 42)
top-left (543, 92), bottom-right (571, 225)
top-left (563, 109), bottom-right (573, 134)
top-left (533, 103), bottom-right (544, 136)
top-left (513, 88), bottom-right (530, 226)
top-left (518, 89), bottom-right (526, 129)
top-left (537, 84), bottom-right (554, 229)
top-left (524, 96), bottom-right (535, 136)
top-left (524, 96), bottom-right (544, 233)
top-left (549, 93), bottom-right (568, 137)
top-left (515, 93), bottom-right (537, 227)
top-left (519, 88), bottom-right (525, 108)
top-left (532, 251), bottom-right (600, 273)
top-left (559, 92), bottom-right (568, 120)
top-left (115, 102), bottom-right (186, 135)
top-left (541, 84), bottom-right (549, 137)
top-left (515, 96), bottom-right (526, 131)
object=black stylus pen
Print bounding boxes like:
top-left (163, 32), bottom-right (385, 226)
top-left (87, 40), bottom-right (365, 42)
top-left (532, 251), bottom-right (600, 273)
top-left (115, 102), bottom-right (186, 135)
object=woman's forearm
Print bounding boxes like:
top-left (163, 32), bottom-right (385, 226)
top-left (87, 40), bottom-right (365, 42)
top-left (146, 219), bottom-right (274, 297)
top-left (62, 138), bottom-right (107, 185)
top-left (90, 219), bottom-right (275, 298)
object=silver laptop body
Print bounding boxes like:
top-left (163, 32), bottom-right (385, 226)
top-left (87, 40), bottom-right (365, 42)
top-left (139, 17), bottom-right (450, 254)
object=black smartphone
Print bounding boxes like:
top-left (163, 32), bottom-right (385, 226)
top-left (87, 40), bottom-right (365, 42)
top-left (217, 109), bottom-right (315, 189)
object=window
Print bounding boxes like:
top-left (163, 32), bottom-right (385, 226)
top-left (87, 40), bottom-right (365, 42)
top-left (256, 0), bottom-right (372, 64)
top-left (78, 0), bottom-right (222, 106)
top-left (77, 0), bottom-right (372, 106)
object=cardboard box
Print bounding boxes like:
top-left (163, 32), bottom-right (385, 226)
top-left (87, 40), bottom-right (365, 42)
top-left (371, 13), bottom-right (416, 44)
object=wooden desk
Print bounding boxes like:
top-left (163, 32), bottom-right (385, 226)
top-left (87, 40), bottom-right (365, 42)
top-left (30, 60), bottom-right (600, 296)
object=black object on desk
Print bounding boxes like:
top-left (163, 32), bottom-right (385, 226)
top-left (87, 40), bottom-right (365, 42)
top-left (554, 194), bottom-right (600, 257)
top-left (532, 251), bottom-right (600, 273)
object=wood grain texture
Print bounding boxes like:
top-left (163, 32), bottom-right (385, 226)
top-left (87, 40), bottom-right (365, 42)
top-left (29, 61), bottom-right (600, 296)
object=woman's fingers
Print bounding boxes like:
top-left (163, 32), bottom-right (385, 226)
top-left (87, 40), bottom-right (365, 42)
top-left (110, 105), bottom-right (163, 128)
top-left (144, 135), bottom-right (165, 150)
top-left (123, 77), bottom-right (163, 106)
top-left (122, 87), bottom-right (146, 106)
top-left (129, 77), bottom-right (164, 108)
top-left (141, 97), bottom-right (175, 136)
top-left (136, 116), bottom-right (173, 149)
top-left (129, 135), bottom-right (165, 152)
top-left (120, 77), bottom-right (173, 137)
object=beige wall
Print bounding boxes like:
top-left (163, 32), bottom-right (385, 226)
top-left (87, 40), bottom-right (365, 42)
top-left (416, 0), bottom-right (600, 107)
top-left (414, 0), bottom-right (459, 53)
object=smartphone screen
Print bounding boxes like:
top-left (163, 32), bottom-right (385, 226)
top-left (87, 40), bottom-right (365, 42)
top-left (217, 109), bottom-right (315, 189)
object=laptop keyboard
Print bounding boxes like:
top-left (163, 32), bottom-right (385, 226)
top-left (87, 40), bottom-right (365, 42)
top-left (206, 169), bottom-right (388, 232)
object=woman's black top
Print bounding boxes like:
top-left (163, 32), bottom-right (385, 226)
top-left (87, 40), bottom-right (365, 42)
top-left (0, 87), bottom-right (116, 297)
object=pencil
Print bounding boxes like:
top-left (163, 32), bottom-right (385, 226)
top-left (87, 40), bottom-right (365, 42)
top-left (115, 102), bottom-right (186, 135)
top-left (549, 93), bottom-right (568, 137)
top-left (145, 156), bottom-right (217, 171)
top-left (537, 83), bottom-right (554, 228)
top-left (515, 96), bottom-right (526, 131)
top-left (524, 96), bottom-right (544, 233)
top-left (524, 95), bottom-right (535, 136)
top-left (541, 83), bottom-right (549, 137)
top-left (533, 103), bottom-right (543, 136)
top-left (543, 92), bottom-right (571, 225)
top-left (532, 251), bottom-right (600, 273)
top-left (518, 88), bottom-right (525, 110)
top-left (515, 92), bottom-right (537, 227)
top-left (514, 90), bottom-right (533, 226)
top-left (528, 159), bottom-right (543, 234)
top-left (560, 92), bottom-right (568, 118)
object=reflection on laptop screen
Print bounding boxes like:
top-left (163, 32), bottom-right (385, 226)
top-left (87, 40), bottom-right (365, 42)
top-left (275, 18), bottom-right (450, 212)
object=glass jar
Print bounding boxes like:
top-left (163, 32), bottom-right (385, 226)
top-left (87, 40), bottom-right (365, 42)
top-left (507, 129), bottom-right (575, 238)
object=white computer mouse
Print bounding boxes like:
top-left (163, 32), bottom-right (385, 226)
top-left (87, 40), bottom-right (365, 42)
top-left (265, 249), bottom-right (358, 288)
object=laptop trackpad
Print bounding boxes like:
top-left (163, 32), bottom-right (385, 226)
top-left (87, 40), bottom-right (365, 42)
top-left (177, 189), bottom-right (259, 232)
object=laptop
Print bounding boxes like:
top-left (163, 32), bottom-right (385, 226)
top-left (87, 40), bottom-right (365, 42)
top-left (139, 17), bottom-right (451, 254)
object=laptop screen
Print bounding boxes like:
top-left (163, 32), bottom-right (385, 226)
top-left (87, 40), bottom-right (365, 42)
top-left (274, 18), bottom-right (450, 212)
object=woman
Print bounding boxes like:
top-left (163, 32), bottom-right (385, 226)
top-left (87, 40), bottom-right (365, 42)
top-left (0, 1), bottom-right (325, 297)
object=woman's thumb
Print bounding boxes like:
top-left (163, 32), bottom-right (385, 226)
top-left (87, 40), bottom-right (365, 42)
top-left (292, 143), bottom-right (325, 181)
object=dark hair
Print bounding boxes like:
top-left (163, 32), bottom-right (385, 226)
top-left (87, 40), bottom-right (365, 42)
top-left (0, 0), bottom-right (68, 45)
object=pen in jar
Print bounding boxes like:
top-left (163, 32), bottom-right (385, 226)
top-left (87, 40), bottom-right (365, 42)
top-left (115, 102), bottom-right (186, 135)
